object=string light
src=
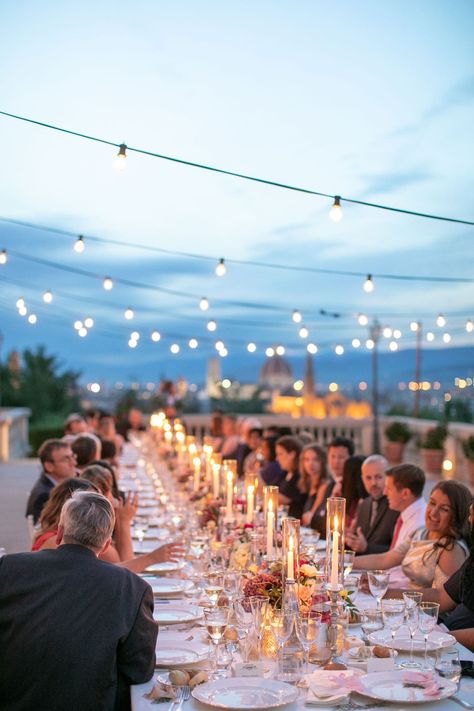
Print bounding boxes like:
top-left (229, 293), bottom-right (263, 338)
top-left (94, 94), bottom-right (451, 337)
top-left (215, 340), bottom-right (225, 351)
top-left (128, 339), bottom-right (137, 348)
top-left (207, 320), bottom-right (217, 332)
top-left (74, 235), bottom-right (85, 253)
top-left (389, 341), bottom-right (398, 351)
top-left (443, 333), bottom-right (451, 343)
top-left (215, 258), bottom-right (226, 277)
top-left (307, 343), bottom-right (318, 354)
top-left (103, 277), bottom-right (113, 290)
top-left (352, 338), bottom-right (361, 348)
top-left (276, 345), bottom-right (285, 356)
top-left (84, 317), bottom-right (94, 328)
top-left (188, 338), bottom-right (198, 349)
top-left (0, 249), bottom-right (7, 264)
top-left (130, 331), bottom-right (140, 340)
top-left (299, 326), bottom-right (309, 339)
top-left (436, 313), bottom-right (446, 327)
top-left (199, 297), bottom-right (209, 311)
top-left (219, 347), bottom-right (228, 357)
top-left (329, 195), bottom-right (343, 222)
top-left (124, 307), bottom-right (134, 320)
top-left (382, 327), bottom-right (392, 338)
top-left (335, 344), bottom-right (344, 355)
top-left (292, 309), bottom-right (302, 323)
top-left (426, 332), bottom-right (434, 341)
top-left (247, 342), bottom-right (256, 353)
top-left (16, 297), bottom-right (25, 309)
top-left (27, 314), bottom-right (37, 324)
top-left (170, 343), bottom-right (180, 354)
top-left (393, 329), bottom-right (402, 339)
top-left (465, 319), bottom-right (473, 333)
top-left (74, 320), bottom-right (83, 330)
top-left (358, 313), bottom-right (368, 326)
top-left (265, 347), bottom-right (275, 357)
top-left (410, 321), bottom-right (420, 332)
top-left (43, 290), bottom-right (53, 303)
top-left (18, 306), bottom-right (27, 316)
top-left (363, 274), bottom-right (374, 293)
top-left (366, 339), bottom-right (375, 350)
top-left (151, 330), bottom-right (161, 342)
top-left (78, 326), bottom-right (87, 337)
top-left (115, 143), bottom-right (127, 171)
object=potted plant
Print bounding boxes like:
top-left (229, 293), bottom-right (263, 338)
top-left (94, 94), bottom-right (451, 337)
top-left (461, 436), bottom-right (474, 485)
top-left (420, 425), bottom-right (447, 474)
top-left (384, 421), bottom-right (412, 464)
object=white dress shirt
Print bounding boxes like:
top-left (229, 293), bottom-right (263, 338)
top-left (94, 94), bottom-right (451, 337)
top-left (390, 497), bottom-right (427, 587)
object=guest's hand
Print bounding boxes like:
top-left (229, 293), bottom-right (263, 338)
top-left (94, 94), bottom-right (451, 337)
top-left (116, 492), bottom-right (139, 522)
top-left (301, 511), bottom-right (313, 527)
top-left (345, 527), bottom-right (368, 553)
top-left (150, 541), bottom-right (185, 564)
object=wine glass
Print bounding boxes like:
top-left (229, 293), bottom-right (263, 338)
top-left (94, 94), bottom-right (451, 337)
top-left (401, 591), bottom-right (423, 669)
top-left (249, 595), bottom-right (269, 655)
top-left (368, 570), bottom-right (390, 609)
top-left (435, 649), bottom-right (462, 690)
top-left (234, 596), bottom-right (254, 661)
top-left (343, 550), bottom-right (356, 577)
top-left (224, 571), bottom-right (241, 605)
top-left (361, 608), bottom-right (384, 643)
top-left (382, 599), bottom-right (406, 662)
top-left (418, 602), bottom-right (440, 670)
top-left (296, 611), bottom-right (318, 672)
top-left (204, 605), bottom-right (230, 676)
top-left (203, 571), bottom-right (225, 608)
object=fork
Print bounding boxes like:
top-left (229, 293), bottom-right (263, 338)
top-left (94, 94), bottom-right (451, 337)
top-left (174, 685), bottom-right (190, 711)
top-left (168, 685), bottom-right (184, 711)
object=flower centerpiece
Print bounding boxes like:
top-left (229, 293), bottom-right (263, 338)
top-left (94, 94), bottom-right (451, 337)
top-left (243, 559), bottom-right (324, 610)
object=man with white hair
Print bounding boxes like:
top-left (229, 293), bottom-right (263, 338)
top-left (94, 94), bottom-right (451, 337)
top-left (346, 454), bottom-right (399, 554)
top-left (0, 491), bottom-right (157, 710)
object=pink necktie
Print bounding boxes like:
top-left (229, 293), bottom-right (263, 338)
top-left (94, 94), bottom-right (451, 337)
top-left (390, 516), bottom-right (403, 550)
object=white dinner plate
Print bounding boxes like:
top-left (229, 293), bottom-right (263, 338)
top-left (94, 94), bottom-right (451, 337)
top-left (368, 629), bottom-right (456, 652)
top-left (145, 560), bottom-right (185, 575)
top-left (155, 641), bottom-right (208, 667)
top-left (142, 577), bottom-right (194, 597)
top-left (358, 670), bottom-right (456, 703)
top-left (192, 677), bottom-right (299, 709)
top-left (153, 605), bottom-right (203, 625)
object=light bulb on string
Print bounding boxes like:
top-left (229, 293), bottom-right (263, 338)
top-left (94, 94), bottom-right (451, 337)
top-left (436, 313), bottom-right (446, 328)
top-left (443, 333), bottom-right (451, 343)
top-left (219, 347), bottom-right (228, 357)
top-left (276, 345), bottom-right (285, 356)
top-left (358, 313), bottom-right (368, 326)
top-left (199, 297), bottom-right (209, 311)
top-left (366, 339), bottom-right (375, 350)
top-left (292, 309), bottom-right (302, 323)
top-left (329, 195), bottom-right (343, 222)
top-left (307, 343), bottom-right (318, 354)
top-left (393, 329), bottom-right (402, 339)
top-left (382, 327), bottom-right (392, 338)
top-left (151, 330), bottom-right (161, 342)
top-left (84, 317), bottom-right (94, 328)
top-left (426, 332), bottom-right (435, 342)
top-left (170, 343), bottom-right (180, 354)
top-left (410, 321), bottom-right (420, 332)
top-left (0, 249), bottom-right (7, 264)
top-left (207, 320), bottom-right (217, 332)
top-left (74, 320), bottom-right (83, 331)
top-left (74, 235), bottom-right (85, 253)
top-left (299, 326), bottom-right (309, 339)
top-left (215, 340), bottom-right (224, 351)
top-left (130, 331), bottom-right (140, 340)
top-left (335, 344), bottom-right (344, 355)
top-left (466, 319), bottom-right (473, 333)
top-left (215, 258), bottom-right (226, 277)
top-left (28, 314), bottom-right (37, 325)
top-left (43, 290), bottom-right (53, 304)
top-left (78, 327), bottom-right (87, 337)
top-left (103, 277), bottom-right (113, 291)
top-left (188, 338), bottom-right (198, 349)
top-left (363, 274), bottom-right (374, 293)
top-left (352, 338), bottom-right (361, 348)
top-left (18, 306), bottom-right (27, 316)
top-left (128, 339), bottom-right (137, 349)
top-left (16, 298), bottom-right (25, 309)
top-left (124, 307), bottom-right (134, 320)
top-left (247, 342), bottom-right (256, 353)
top-left (389, 341), bottom-right (398, 351)
top-left (115, 144), bottom-right (127, 171)
top-left (265, 347), bottom-right (275, 357)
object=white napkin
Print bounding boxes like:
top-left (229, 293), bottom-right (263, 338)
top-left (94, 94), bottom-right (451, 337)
top-left (306, 670), bottom-right (363, 707)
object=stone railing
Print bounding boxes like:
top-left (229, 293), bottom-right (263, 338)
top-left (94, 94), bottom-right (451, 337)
top-left (0, 408), bottom-right (31, 462)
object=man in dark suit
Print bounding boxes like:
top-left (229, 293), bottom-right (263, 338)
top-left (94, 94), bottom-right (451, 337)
top-left (346, 455), bottom-right (399, 554)
top-left (1, 491), bottom-right (158, 711)
top-left (25, 439), bottom-right (77, 523)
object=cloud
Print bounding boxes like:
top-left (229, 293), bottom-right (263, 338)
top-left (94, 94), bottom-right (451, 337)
top-left (359, 169), bottom-right (431, 197)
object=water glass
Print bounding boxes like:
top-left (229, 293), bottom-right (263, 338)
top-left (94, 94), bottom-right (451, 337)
top-left (296, 612), bottom-right (318, 672)
top-left (204, 605), bottom-right (230, 676)
top-left (418, 602), bottom-right (440, 669)
top-left (361, 608), bottom-right (384, 642)
top-left (435, 649), bottom-right (462, 689)
top-left (343, 550), bottom-right (356, 577)
top-left (401, 591), bottom-right (423, 669)
top-left (368, 570), bottom-right (390, 609)
top-left (382, 599), bottom-right (406, 661)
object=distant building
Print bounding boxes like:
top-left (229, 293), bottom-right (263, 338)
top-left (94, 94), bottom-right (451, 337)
top-left (259, 355), bottom-right (294, 390)
top-left (206, 358), bottom-right (221, 398)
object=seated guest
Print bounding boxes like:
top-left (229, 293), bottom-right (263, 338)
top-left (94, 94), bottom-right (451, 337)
top-left (99, 437), bottom-right (120, 470)
top-left (83, 408), bottom-right (101, 433)
top-left (276, 435), bottom-right (305, 519)
top-left (341, 454), bottom-right (366, 529)
top-left (258, 436), bottom-right (285, 487)
top-left (89, 457), bottom-right (124, 502)
top-left (300, 444), bottom-right (335, 536)
top-left (72, 434), bottom-right (101, 473)
top-left (356, 481), bottom-right (471, 589)
top-left (242, 427), bottom-right (264, 475)
top-left (0, 491), bottom-right (157, 710)
top-left (26, 439), bottom-right (77, 524)
top-left (327, 436), bottom-right (355, 495)
top-left (220, 415), bottom-right (240, 458)
top-left (98, 413), bottom-right (125, 454)
top-left (64, 412), bottom-right (88, 435)
top-left (33, 475), bottom-right (181, 574)
top-left (346, 455), bottom-right (399, 554)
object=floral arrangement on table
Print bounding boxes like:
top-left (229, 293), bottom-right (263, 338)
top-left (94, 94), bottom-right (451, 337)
top-left (225, 524), bottom-right (255, 570)
top-left (197, 498), bottom-right (221, 526)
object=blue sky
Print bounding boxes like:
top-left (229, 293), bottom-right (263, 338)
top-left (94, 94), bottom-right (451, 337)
top-left (0, 0), bottom-right (473, 385)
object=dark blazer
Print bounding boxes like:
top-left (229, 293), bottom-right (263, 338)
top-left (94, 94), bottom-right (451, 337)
top-left (0, 544), bottom-right (158, 711)
top-left (354, 495), bottom-right (399, 554)
top-left (25, 471), bottom-right (55, 524)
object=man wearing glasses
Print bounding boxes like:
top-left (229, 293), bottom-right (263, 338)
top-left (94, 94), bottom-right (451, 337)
top-left (26, 439), bottom-right (77, 523)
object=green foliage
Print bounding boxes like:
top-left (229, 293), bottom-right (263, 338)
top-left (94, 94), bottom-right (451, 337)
top-left (0, 346), bottom-right (81, 423)
top-left (420, 424), bottom-right (448, 450)
top-left (444, 398), bottom-right (472, 424)
top-left (384, 421), bottom-right (412, 443)
top-left (462, 436), bottom-right (474, 462)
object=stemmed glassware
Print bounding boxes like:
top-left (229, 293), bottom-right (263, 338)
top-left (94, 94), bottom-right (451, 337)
top-left (418, 602), bottom-right (440, 669)
top-left (270, 608), bottom-right (293, 658)
top-left (401, 591), bottom-right (423, 668)
top-left (368, 570), bottom-right (390, 609)
top-left (296, 611), bottom-right (318, 672)
top-left (233, 596), bottom-right (254, 662)
top-left (361, 608), bottom-right (384, 643)
top-left (204, 606), bottom-right (230, 677)
top-left (223, 571), bottom-right (241, 605)
top-left (381, 599), bottom-right (406, 661)
top-left (249, 595), bottom-right (269, 656)
top-left (203, 571), bottom-right (225, 608)
top-left (343, 550), bottom-right (356, 577)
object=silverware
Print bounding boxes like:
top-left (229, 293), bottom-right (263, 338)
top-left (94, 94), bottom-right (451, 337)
top-left (452, 696), bottom-right (474, 710)
top-left (174, 685), bottom-right (190, 711)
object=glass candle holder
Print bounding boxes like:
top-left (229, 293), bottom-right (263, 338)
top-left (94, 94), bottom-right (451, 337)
top-left (282, 517), bottom-right (300, 588)
top-left (263, 486), bottom-right (279, 560)
top-left (325, 497), bottom-right (346, 591)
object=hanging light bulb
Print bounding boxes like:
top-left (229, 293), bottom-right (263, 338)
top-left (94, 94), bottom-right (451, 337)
top-left (188, 338), bottom-right (198, 349)
top-left (115, 143), bottom-right (127, 171)
top-left (215, 258), bottom-right (226, 277)
top-left (130, 331), bottom-right (140, 340)
top-left (265, 347), bottom-right (275, 357)
top-left (363, 274), bottom-right (374, 293)
top-left (247, 342), bottom-right (257, 353)
top-left (443, 333), bottom-right (451, 343)
top-left (358, 313), bottom-right (368, 326)
top-left (466, 319), bottom-right (473, 333)
top-left (84, 317), bottom-right (94, 328)
top-left (436, 313), bottom-right (446, 328)
top-left (78, 327), bottom-right (87, 337)
top-left (383, 327), bottom-right (392, 339)
top-left (215, 340), bottom-right (225, 351)
top-left (43, 290), bottom-right (53, 304)
top-left (74, 235), bottom-right (85, 253)
top-left (124, 307), bottom-right (134, 320)
top-left (16, 298), bottom-right (25, 309)
top-left (352, 338), bottom-right (361, 348)
top-left (0, 249), bottom-right (7, 264)
top-left (329, 195), bottom-right (343, 222)
top-left (151, 330), bottom-right (161, 342)
top-left (128, 339), bottom-right (137, 348)
top-left (335, 344), bottom-right (344, 355)
top-left (426, 332), bottom-right (435, 342)
top-left (199, 297), bottom-right (209, 311)
top-left (219, 347), bottom-right (228, 357)
top-left (410, 321), bottom-right (420, 332)
top-left (389, 341), bottom-right (398, 351)
top-left (170, 344), bottom-right (180, 354)
top-left (307, 343), bottom-right (318, 354)
top-left (366, 339), bottom-right (375, 350)
top-left (28, 314), bottom-right (37, 324)
top-left (74, 320), bottom-right (83, 331)
top-left (299, 326), bottom-right (309, 339)
top-left (393, 329), bottom-right (402, 339)
top-left (292, 309), bottom-right (302, 323)
top-left (103, 277), bottom-right (113, 290)
top-left (276, 345), bottom-right (285, 356)
top-left (207, 320), bottom-right (217, 332)
top-left (18, 306), bottom-right (27, 316)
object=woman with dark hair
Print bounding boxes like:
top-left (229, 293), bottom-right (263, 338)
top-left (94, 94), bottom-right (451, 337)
top-left (300, 444), bottom-right (335, 535)
top-left (258, 436), bottom-right (285, 487)
top-left (71, 434), bottom-right (101, 472)
top-left (356, 480), bottom-right (472, 589)
top-left (275, 435), bottom-right (305, 519)
top-left (89, 457), bottom-right (123, 502)
top-left (341, 455), bottom-right (367, 529)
